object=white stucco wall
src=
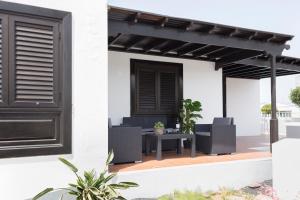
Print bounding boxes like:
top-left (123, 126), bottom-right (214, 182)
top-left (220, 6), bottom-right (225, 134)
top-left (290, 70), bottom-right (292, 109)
top-left (108, 51), bottom-right (223, 125)
top-left (227, 78), bottom-right (261, 136)
top-left (117, 158), bottom-right (272, 198)
top-left (0, 1), bottom-right (108, 200)
top-left (273, 139), bottom-right (300, 199)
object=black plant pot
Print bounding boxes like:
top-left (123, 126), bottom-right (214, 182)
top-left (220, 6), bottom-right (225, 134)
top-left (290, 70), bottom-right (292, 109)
top-left (183, 139), bottom-right (192, 149)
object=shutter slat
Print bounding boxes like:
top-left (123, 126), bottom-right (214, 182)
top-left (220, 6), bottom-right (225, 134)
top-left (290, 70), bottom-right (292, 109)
top-left (17, 65), bottom-right (53, 72)
top-left (16, 56), bottom-right (53, 63)
top-left (16, 41), bottom-right (53, 49)
top-left (16, 70), bottom-right (53, 77)
top-left (16, 90), bottom-right (53, 95)
top-left (17, 85), bottom-right (53, 91)
top-left (16, 46), bottom-right (53, 54)
top-left (16, 60), bottom-right (53, 68)
top-left (16, 26), bottom-right (53, 35)
top-left (16, 95), bottom-right (53, 100)
top-left (14, 22), bottom-right (55, 104)
top-left (17, 80), bottom-right (53, 86)
top-left (16, 36), bottom-right (53, 44)
top-left (16, 75), bottom-right (53, 82)
top-left (16, 31), bottom-right (54, 40)
top-left (16, 51), bottom-right (53, 58)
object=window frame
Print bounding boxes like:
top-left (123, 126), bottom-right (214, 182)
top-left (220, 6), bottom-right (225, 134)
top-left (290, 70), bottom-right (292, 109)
top-left (130, 59), bottom-right (183, 116)
top-left (0, 14), bottom-right (9, 107)
top-left (0, 1), bottom-right (72, 158)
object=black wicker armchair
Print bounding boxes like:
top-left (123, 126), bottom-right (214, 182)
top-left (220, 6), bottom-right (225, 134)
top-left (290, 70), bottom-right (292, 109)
top-left (108, 118), bottom-right (142, 164)
top-left (195, 117), bottom-right (236, 155)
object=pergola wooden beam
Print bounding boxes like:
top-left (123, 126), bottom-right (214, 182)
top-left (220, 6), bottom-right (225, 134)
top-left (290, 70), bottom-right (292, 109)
top-left (215, 50), bottom-right (264, 69)
top-left (177, 44), bottom-right (208, 56)
top-left (234, 58), bottom-right (300, 72)
top-left (125, 36), bottom-right (145, 50)
top-left (108, 19), bottom-right (288, 56)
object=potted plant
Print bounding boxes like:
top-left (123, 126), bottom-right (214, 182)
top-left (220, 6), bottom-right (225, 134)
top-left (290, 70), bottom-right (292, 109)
top-left (154, 121), bottom-right (165, 135)
top-left (180, 99), bottom-right (202, 148)
top-left (32, 151), bottom-right (138, 200)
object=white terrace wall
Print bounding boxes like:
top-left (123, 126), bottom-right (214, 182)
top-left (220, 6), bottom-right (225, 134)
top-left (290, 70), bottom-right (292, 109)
top-left (227, 78), bottom-right (261, 136)
top-left (0, 1), bottom-right (108, 200)
top-left (108, 51), bottom-right (223, 125)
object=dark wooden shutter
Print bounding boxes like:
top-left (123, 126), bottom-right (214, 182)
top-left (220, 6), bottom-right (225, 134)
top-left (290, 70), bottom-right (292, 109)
top-left (9, 16), bottom-right (59, 107)
top-left (131, 59), bottom-right (183, 116)
top-left (137, 68), bottom-right (157, 112)
top-left (0, 1), bottom-right (71, 158)
top-left (159, 72), bottom-right (177, 113)
top-left (0, 14), bottom-right (8, 106)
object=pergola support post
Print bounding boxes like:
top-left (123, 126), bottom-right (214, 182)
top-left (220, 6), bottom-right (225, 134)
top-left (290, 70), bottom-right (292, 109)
top-left (222, 74), bottom-right (227, 117)
top-left (270, 54), bottom-right (279, 152)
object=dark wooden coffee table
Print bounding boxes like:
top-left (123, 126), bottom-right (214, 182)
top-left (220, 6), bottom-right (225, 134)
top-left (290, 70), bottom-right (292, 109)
top-left (144, 132), bottom-right (196, 160)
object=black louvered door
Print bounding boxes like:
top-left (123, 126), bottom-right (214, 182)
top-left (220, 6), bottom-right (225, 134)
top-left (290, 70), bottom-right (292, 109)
top-left (9, 16), bottom-right (60, 107)
top-left (0, 14), bottom-right (8, 107)
top-left (131, 59), bottom-right (182, 116)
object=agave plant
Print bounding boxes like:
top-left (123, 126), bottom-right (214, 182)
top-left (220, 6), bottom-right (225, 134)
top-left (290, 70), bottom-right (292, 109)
top-left (33, 151), bottom-right (138, 200)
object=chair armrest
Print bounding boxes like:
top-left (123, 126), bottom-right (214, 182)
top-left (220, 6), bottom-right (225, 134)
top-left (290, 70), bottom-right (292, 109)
top-left (195, 124), bottom-right (212, 132)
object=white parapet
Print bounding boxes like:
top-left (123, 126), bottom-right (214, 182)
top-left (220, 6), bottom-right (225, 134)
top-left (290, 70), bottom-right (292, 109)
top-left (286, 122), bottom-right (300, 138)
top-left (114, 158), bottom-right (271, 199)
top-left (273, 139), bottom-right (300, 199)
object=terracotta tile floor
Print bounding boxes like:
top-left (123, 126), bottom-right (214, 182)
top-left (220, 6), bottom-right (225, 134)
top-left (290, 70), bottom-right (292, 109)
top-left (109, 135), bottom-right (271, 172)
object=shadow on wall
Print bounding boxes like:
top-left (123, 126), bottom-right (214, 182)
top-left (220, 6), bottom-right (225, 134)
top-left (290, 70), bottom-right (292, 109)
top-left (25, 190), bottom-right (74, 200)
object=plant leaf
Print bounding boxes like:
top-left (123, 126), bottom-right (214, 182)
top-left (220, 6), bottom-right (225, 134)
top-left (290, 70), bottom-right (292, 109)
top-left (32, 188), bottom-right (54, 200)
top-left (119, 182), bottom-right (139, 187)
top-left (106, 150), bottom-right (114, 165)
top-left (59, 157), bottom-right (78, 173)
top-left (104, 173), bottom-right (117, 183)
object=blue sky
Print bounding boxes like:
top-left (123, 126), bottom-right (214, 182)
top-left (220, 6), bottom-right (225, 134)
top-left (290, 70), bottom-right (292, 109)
top-left (108, 0), bottom-right (300, 105)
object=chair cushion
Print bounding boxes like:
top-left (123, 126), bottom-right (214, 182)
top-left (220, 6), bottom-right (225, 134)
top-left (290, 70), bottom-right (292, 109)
top-left (213, 117), bottom-right (233, 125)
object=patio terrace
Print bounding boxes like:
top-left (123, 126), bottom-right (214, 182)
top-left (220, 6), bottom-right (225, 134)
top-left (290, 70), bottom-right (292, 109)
top-left (110, 135), bottom-right (271, 172)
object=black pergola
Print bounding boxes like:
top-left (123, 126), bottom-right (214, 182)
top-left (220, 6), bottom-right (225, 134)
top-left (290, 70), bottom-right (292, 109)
top-left (108, 6), bottom-right (300, 148)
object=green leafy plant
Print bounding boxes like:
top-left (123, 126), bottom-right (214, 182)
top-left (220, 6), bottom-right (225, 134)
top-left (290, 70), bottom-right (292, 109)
top-left (33, 151), bottom-right (138, 200)
top-left (180, 99), bottom-right (202, 134)
top-left (290, 87), bottom-right (300, 107)
top-left (261, 104), bottom-right (272, 114)
top-left (154, 121), bottom-right (165, 129)
top-left (158, 188), bottom-right (255, 200)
